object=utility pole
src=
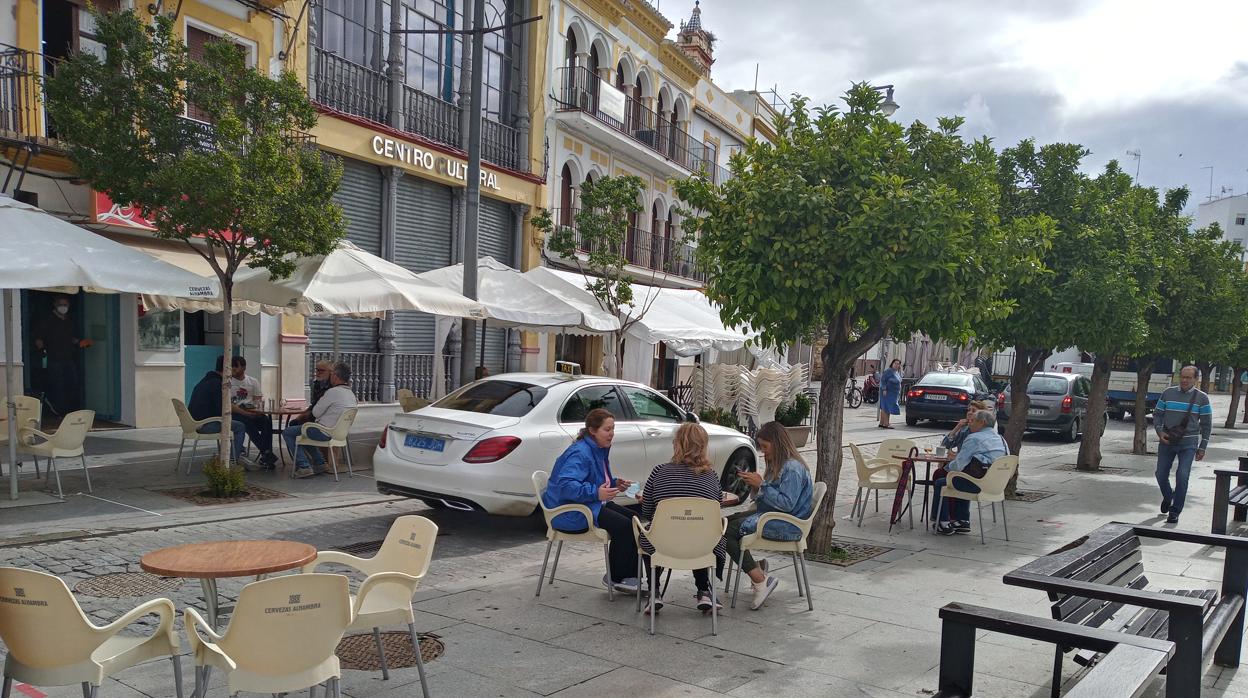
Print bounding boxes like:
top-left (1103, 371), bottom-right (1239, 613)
top-left (393, 2), bottom-right (540, 386)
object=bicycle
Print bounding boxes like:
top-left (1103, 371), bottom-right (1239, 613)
top-left (844, 377), bottom-right (863, 409)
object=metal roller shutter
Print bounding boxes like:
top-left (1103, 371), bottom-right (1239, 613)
top-left (478, 197), bottom-right (515, 374)
top-left (392, 175), bottom-right (454, 353)
top-left (308, 158), bottom-right (382, 353)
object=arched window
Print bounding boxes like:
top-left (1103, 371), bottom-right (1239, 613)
top-left (649, 202), bottom-right (662, 270)
top-left (559, 164), bottom-right (575, 227)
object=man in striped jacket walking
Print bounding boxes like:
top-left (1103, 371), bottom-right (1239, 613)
top-left (1154, 365), bottom-right (1213, 524)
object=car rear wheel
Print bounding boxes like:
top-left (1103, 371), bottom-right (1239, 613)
top-left (720, 448), bottom-right (755, 502)
top-left (1065, 418), bottom-right (1080, 443)
top-left (905, 413), bottom-right (918, 426)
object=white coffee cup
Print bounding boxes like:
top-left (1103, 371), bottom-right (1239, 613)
top-left (935, 446), bottom-right (947, 457)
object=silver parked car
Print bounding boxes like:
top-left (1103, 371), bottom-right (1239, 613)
top-left (996, 372), bottom-right (1097, 442)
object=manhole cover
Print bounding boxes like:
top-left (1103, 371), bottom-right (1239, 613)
top-left (338, 632), bottom-right (442, 671)
top-left (1007, 489), bottom-right (1058, 503)
top-left (335, 540), bottom-right (384, 556)
top-left (75, 572), bottom-right (183, 597)
top-left (805, 538), bottom-right (892, 567)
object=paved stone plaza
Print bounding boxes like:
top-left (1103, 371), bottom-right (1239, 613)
top-left (4, 398), bottom-right (1248, 696)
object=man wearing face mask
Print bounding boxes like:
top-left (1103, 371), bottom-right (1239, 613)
top-left (33, 296), bottom-right (84, 414)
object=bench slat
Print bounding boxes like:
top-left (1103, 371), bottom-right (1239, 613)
top-left (1230, 487), bottom-right (1248, 506)
top-left (1055, 561), bottom-right (1146, 622)
top-left (1065, 644), bottom-right (1172, 698)
top-left (1019, 523), bottom-right (1137, 579)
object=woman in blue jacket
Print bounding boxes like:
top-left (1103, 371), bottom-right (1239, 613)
top-left (541, 408), bottom-right (641, 593)
top-left (726, 421), bottom-right (813, 610)
top-left (879, 358), bottom-right (903, 429)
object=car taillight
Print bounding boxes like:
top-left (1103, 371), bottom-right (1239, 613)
top-left (463, 436), bottom-right (522, 463)
top-left (908, 389), bottom-right (923, 399)
top-left (997, 392), bottom-right (1006, 409)
top-left (957, 393), bottom-right (969, 402)
top-left (379, 426), bottom-right (388, 449)
top-left (1061, 396), bottom-right (1073, 414)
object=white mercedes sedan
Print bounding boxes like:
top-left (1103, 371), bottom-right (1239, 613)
top-left (374, 373), bottom-right (759, 516)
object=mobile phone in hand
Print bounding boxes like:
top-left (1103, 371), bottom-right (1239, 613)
top-left (624, 482), bottom-right (640, 498)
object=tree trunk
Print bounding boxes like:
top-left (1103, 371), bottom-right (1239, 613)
top-left (219, 282), bottom-right (234, 466)
top-left (808, 356), bottom-right (849, 554)
top-left (1131, 361), bottom-right (1154, 455)
top-left (1004, 345), bottom-right (1049, 496)
top-left (1076, 354), bottom-right (1113, 471)
top-left (1197, 361), bottom-right (1213, 394)
top-left (613, 331), bottom-right (625, 380)
top-left (1226, 367), bottom-right (1244, 429)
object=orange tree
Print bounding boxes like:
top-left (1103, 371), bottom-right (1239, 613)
top-left (674, 85), bottom-right (1048, 551)
top-left (44, 10), bottom-right (345, 465)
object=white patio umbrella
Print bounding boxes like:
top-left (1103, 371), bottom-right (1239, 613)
top-left (0, 195), bottom-right (221, 501)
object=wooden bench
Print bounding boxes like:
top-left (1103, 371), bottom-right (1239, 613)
top-left (1003, 522), bottom-right (1248, 698)
top-left (1211, 456), bottom-right (1248, 535)
top-left (933, 602), bottom-right (1174, 698)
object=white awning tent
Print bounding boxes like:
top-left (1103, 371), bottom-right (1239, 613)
top-left (0, 195), bottom-right (221, 500)
top-left (529, 267), bottom-right (754, 352)
top-left (143, 240), bottom-right (488, 320)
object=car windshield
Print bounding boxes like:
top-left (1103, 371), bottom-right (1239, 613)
top-left (918, 374), bottom-right (973, 389)
top-left (433, 380), bottom-right (548, 417)
top-left (1028, 377), bottom-right (1068, 395)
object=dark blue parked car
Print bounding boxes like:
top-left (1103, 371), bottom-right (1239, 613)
top-left (904, 371), bottom-right (994, 426)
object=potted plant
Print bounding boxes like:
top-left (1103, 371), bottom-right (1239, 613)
top-left (698, 407), bottom-right (741, 431)
top-left (775, 393), bottom-right (812, 447)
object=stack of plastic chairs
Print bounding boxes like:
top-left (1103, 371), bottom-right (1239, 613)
top-left (712, 364), bottom-right (742, 415)
top-left (734, 368), bottom-right (759, 428)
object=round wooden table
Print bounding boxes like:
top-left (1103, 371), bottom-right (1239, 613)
top-left (141, 540), bottom-right (317, 628)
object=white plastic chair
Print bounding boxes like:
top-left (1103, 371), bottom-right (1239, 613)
top-left (302, 515), bottom-right (435, 696)
top-left (632, 497), bottom-right (726, 636)
top-left (727, 481), bottom-right (827, 611)
top-left (185, 573), bottom-right (351, 698)
top-left (0, 395), bottom-right (42, 478)
top-left (17, 409), bottom-right (94, 498)
top-left (0, 567), bottom-right (183, 698)
top-left (532, 471), bottom-right (615, 601)
top-left (295, 407), bottom-right (357, 481)
top-left (171, 399), bottom-right (223, 475)
top-left (941, 454), bottom-right (1019, 545)
top-left (848, 443), bottom-right (902, 527)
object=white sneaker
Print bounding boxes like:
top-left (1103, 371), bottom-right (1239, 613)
top-left (235, 455), bottom-right (259, 471)
top-left (750, 576), bottom-right (779, 610)
top-left (293, 466), bottom-right (315, 479)
top-left (644, 594), bottom-right (664, 615)
top-left (603, 576), bottom-right (642, 593)
top-left (696, 591), bottom-right (722, 612)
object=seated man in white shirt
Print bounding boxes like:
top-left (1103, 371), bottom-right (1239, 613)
top-left (228, 356), bottom-right (277, 469)
top-left (282, 361), bottom-right (358, 478)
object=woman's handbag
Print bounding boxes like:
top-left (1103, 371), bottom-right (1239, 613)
top-left (962, 458), bottom-right (991, 479)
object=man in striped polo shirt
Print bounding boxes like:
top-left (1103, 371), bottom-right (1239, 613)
top-left (1154, 365), bottom-right (1213, 524)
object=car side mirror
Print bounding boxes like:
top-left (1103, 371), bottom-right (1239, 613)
top-left (685, 410), bottom-right (699, 423)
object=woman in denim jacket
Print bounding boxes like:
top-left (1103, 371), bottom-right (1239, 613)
top-left (726, 421), bottom-right (813, 609)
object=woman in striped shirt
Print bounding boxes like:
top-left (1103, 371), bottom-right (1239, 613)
top-left (638, 422), bottom-right (727, 614)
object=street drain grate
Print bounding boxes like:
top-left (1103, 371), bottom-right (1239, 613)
top-left (805, 538), bottom-right (892, 567)
top-left (75, 572), bottom-right (183, 598)
top-left (1008, 490), bottom-right (1058, 503)
top-left (334, 540), bottom-right (384, 556)
top-left (338, 632), bottom-right (443, 671)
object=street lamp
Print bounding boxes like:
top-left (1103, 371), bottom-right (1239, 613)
top-left (872, 84), bottom-right (899, 117)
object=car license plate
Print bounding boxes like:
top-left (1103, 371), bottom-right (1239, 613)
top-left (1028, 408), bottom-right (1045, 416)
top-left (928, 394), bottom-right (947, 401)
top-left (404, 434), bottom-right (446, 452)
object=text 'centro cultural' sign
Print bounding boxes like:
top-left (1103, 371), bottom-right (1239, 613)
top-left (370, 136), bottom-right (501, 191)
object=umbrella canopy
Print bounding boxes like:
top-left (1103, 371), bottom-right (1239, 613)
top-left (520, 266), bottom-right (621, 334)
top-left (417, 257), bottom-right (588, 332)
top-left (0, 195), bottom-right (221, 501)
top-left (145, 240), bottom-right (488, 320)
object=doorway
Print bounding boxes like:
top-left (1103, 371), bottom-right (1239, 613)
top-left (22, 290), bottom-right (121, 423)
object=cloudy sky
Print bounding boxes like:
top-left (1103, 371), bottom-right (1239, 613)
top-left (663, 0), bottom-right (1248, 215)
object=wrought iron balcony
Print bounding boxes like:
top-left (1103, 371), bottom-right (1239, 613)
top-left (550, 208), bottom-right (705, 283)
top-left (555, 66), bottom-right (727, 185)
top-left (313, 48), bottom-right (523, 172)
top-left (0, 44), bottom-right (51, 145)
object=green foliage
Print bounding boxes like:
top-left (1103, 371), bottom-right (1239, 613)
top-left (202, 458), bottom-right (247, 498)
top-left (673, 85), bottom-right (1043, 545)
top-left (43, 9), bottom-right (345, 463)
top-left (533, 175), bottom-right (648, 376)
top-left (775, 392), bottom-right (812, 427)
top-left (43, 11), bottom-right (345, 281)
top-left (698, 408), bottom-right (739, 430)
